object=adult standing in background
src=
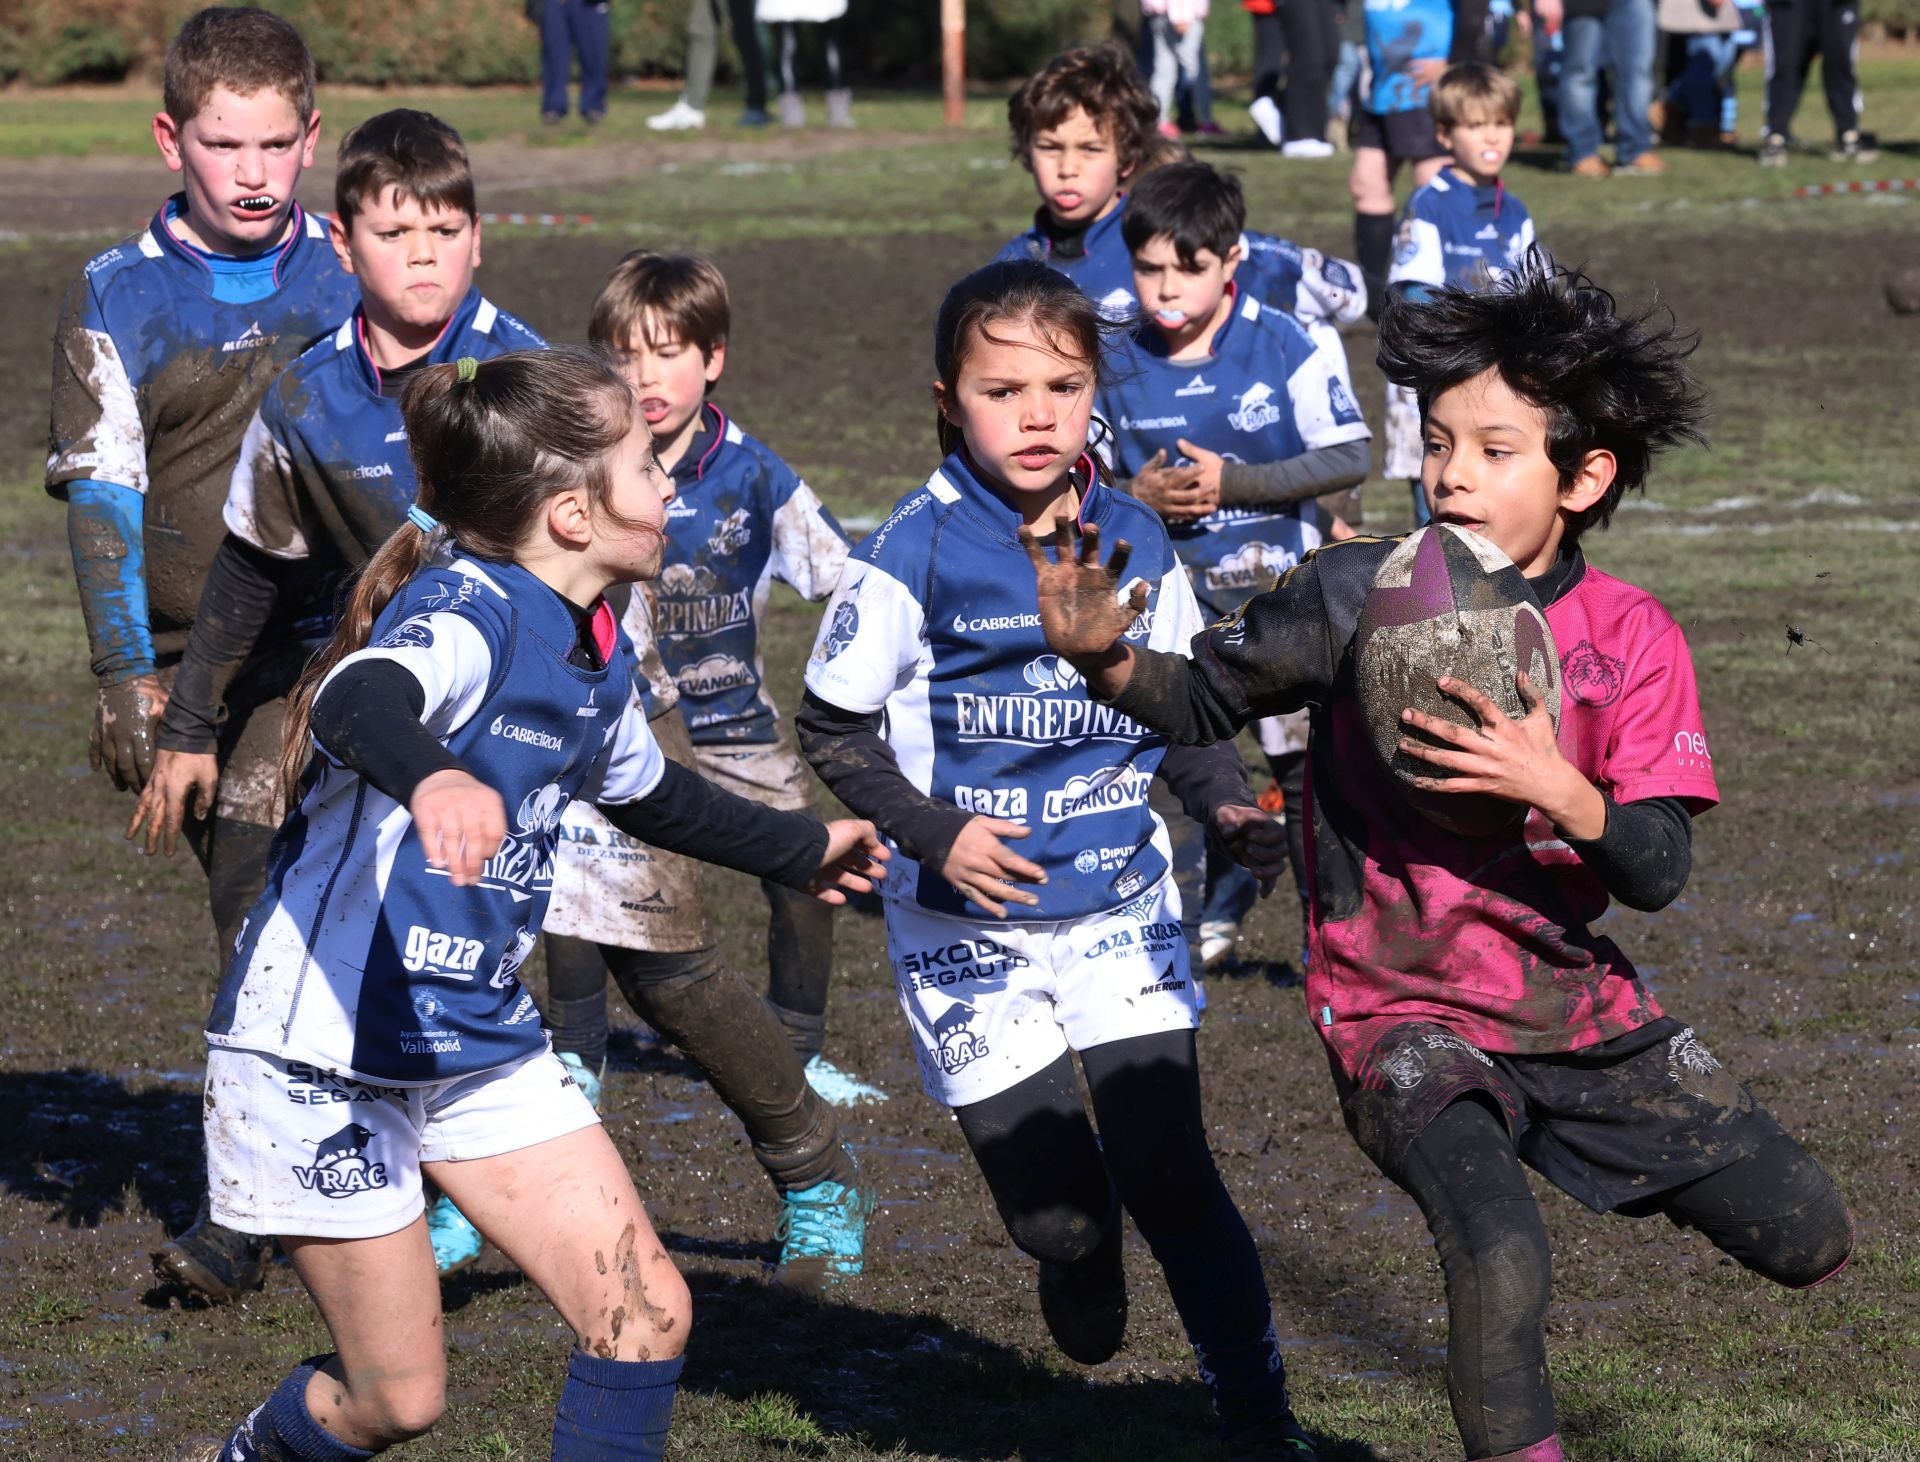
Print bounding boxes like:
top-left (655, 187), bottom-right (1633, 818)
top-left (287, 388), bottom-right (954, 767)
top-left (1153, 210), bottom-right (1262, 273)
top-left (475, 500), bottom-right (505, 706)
top-left (1560, 0), bottom-right (1666, 175)
top-left (1277, 0), bottom-right (1343, 155)
top-left (539, 0), bottom-right (612, 125)
top-left (760, 0), bottom-right (853, 129)
top-left (649, 0), bottom-right (773, 130)
top-left (1760, 0), bottom-right (1875, 164)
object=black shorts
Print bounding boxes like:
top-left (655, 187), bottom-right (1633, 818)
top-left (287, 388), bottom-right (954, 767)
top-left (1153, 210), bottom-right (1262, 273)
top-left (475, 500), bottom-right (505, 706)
top-left (1336, 1016), bottom-right (1788, 1214)
top-left (1352, 105), bottom-right (1446, 162)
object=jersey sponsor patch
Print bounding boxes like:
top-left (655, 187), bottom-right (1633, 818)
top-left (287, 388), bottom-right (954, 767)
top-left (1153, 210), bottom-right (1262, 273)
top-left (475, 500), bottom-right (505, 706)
top-left (290, 1122), bottom-right (390, 1198)
top-left (820, 597), bottom-right (860, 660)
top-left (1228, 381), bottom-right (1282, 433)
top-left (1041, 764), bottom-right (1152, 823)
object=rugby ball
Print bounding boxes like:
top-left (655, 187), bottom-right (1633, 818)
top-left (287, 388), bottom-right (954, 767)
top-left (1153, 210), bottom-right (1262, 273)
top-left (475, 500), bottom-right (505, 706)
top-left (1352, 524), bottom-right (1561, 837)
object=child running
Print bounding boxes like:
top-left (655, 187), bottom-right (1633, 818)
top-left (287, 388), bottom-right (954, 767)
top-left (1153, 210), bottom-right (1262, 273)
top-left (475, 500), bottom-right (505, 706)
top-left (797, 260), bottom-right (1319, 1460)
top-left (1025, 259), bottom-right (1854, 1462)
top-left (588, 251), bottom-right (883, 1105)
top-left (180, 347), bottom-right (883, 1461)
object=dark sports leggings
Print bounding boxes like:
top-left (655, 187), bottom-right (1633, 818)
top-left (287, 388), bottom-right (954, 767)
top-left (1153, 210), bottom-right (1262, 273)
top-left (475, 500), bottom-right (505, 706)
top-left (188, 815), bottom-right (275, 958)
top-left (1399, 1097), bottom-right (1853, 1458)
top-left (955, 1030), bottom-right (1286, 1433)
top-left (542, 933), bottom-right (849, 1192)
top-left (774, 19), bottom-right (845, 93)
top-left (762, 878), bottom-right (834, 1059)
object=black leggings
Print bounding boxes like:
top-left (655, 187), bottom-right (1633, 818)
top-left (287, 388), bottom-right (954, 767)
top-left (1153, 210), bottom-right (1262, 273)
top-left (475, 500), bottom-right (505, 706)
top-left (956, 1030), bottom-right (1286, 1433)
top-left (187, 815), bottom-right (275, 957)
top-left (1399, 1097), bottom-right (1852, 1458)
top-left (762, 878), bottom-right (834, 1059)
top-left (774, 18), bottom-right (844, 93)
top-left (542, 933), bottom-right (849, 1191)
top-left (1765, 0), bottom-right (1861, 139)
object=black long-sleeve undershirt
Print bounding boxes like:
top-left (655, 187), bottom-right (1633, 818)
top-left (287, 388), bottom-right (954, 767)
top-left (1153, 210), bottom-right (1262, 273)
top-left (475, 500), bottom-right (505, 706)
top-left (310, 660), bottom-right (828, 887)
top-left (157, 533), bottom-right (303, 754)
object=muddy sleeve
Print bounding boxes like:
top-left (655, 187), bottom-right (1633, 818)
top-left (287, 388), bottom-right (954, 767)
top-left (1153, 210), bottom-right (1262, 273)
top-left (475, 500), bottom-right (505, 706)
top-left (1158, 741), bottom-right (1258, 826)
top-left (65, 480), bottom-right (153, 681)
top-left (156, 534), bottom-right (290, 754)
top-left (1563, 794), bottom-right (1693, 912)
top-left (309, 660), bottom-right (466, 805)
top-left (600, 758), bottom-right (829, 888)
top-left (1217, 439), bottom-right (1370, 508)
top-left (795, 689), bottom-right (975, 871)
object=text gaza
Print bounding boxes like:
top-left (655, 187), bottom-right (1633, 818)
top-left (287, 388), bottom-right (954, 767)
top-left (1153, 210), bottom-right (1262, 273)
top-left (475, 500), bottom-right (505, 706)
top-left (953, 786), bottom-right (1028, 818)
top-left (401, 926), bottom-right (485, 979)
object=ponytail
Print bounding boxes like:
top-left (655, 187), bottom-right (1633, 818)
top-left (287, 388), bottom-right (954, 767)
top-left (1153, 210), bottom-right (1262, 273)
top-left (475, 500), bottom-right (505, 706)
top-left (277, 345), bottom-right (637, 803)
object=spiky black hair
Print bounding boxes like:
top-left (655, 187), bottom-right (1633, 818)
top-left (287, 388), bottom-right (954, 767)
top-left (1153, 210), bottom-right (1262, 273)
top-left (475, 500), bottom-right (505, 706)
top-left (1375, 252), bottom-right (1709, 538)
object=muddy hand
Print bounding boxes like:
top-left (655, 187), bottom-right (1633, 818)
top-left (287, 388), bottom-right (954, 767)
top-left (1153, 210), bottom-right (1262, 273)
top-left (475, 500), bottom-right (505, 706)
top-left (127, 749), bottom-right (220, 857)
top-left (90, 674), bottom-right (169, 792)
top-left (1018, 519), bottom-right (1147, 663)
top-left (1213, 802), bottom-right (1288, 895)
top-left (806, 818), bottom-right (892, 904)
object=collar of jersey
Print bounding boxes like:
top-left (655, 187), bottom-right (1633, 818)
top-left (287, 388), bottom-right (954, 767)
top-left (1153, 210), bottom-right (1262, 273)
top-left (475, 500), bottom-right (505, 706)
top-left (458, 553), bottom-right (620, 684)
top-left (668, 401), bottom-right (730, 486)
top-left (938, 446), bottom-right (1105, 547)
top-left (1527, 544), bottom-right (1586, 608)
top-left (150, 193), bottom-right (316, 292)
top-left (1133, 281), bottom-right (1249, 366)
top-left (346, 285), bottom-right (489, 397)
top-left (1035, 195), bottom-right (1126, 262)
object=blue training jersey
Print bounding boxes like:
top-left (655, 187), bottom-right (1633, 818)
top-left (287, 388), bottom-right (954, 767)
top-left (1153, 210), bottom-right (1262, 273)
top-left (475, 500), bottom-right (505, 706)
top-left (995, 204), bottom-right (1139, 324)
top-left (1364, 0), bottom-right (1454, 115)
top-left (1389, 172), bottom-right (1539, 293)
top-left (1098, 292), bottom-right (1372, 623)
top-left (223, 287), bottom-right (545, 570)
top-left (45, 197), bottom-right (357, 654)
top-left (803, 450), bottom-right (1207, 922)
top-left (208, 555), bottom-right (664, 1083)
top-left (652, 403), bottom-right (848, 744)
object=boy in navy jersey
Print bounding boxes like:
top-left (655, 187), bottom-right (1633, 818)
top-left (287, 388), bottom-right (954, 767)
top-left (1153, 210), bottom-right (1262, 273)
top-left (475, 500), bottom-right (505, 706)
top-left (1098, 162), bottom-right (1371, 970)
top-left (1029, 261), bottom-right (1852, 1462)
top-left (997, 47), bottom-right (1371, 338)
top-left (589, 253), bottom-right (882, 1105)
top-left (44, 5), bottom-right (355, 1301)
top-left (1385, 64), bottom-right (1538, 523)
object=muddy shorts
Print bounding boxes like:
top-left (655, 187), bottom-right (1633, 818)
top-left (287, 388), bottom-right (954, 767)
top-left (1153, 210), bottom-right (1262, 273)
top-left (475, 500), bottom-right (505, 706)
top-left (546, 707), bottom-right (712, 952)
top-left (1338, 1016), bottom-right (1789, 1214)
top-left (204, 1046), bottom-right (599, 1239)
top-left (886, 872), bottom-right (1202, 1108)
top-left (692, 728), bottom-right (817, 814)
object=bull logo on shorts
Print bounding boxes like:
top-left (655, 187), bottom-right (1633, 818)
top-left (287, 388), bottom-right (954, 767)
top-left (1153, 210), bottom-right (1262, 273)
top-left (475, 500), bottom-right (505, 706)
top-left (932, 1003), bottom-right (990, 1076)
top-left (290, 1122), bottom-right (390, 1199)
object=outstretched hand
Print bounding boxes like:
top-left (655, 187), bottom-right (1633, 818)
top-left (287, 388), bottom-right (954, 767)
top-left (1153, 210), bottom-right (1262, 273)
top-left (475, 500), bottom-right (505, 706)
top-left (1018, 520), bottom-right (1145, 696)
top-left (412, 768), bottom-right (508, 887)
top-left (126, 749), bottom-right (220, 856)
top-left (806, 818), bottom-right (891, 904)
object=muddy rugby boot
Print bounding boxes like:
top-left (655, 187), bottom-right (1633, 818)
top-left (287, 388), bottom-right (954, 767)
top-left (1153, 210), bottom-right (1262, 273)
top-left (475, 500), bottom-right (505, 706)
top-left (428, 1192), bottom-right (486, 1275)
top-left (1037, 1225), bottom-right (1128, 1364)
top-left (773, 1161), bottom-right (877, 1290)
top-left (154, 1200), bottom-right (270, 1302)
top-left (1223, 1402), bottom-right (1321, 1459)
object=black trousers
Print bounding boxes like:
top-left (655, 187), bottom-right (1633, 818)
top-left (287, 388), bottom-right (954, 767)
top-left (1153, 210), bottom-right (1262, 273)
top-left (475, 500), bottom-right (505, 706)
top-left (1764, 0), bottom-right (1861, 139)
top-left (1278, 0), bottom-right (1338, 143)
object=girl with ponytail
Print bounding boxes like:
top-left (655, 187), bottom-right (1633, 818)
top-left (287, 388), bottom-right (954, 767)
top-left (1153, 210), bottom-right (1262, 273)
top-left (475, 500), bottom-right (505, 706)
top-left (186, 346), bottom-right (885, 1462)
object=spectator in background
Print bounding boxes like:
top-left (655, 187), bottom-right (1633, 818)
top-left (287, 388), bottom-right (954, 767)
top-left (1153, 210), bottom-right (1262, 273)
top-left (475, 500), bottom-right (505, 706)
top-left (760, 0), bottom-right (853, 129)
top-left (539, 0), bottom-right (612, 125)
top-left (1655, 0), bottom-right (1747, 148)
top-left (1561, 0), bottom-right (1665, 175)
top-left (1142, 0), bottom-right (1211, 139)
top-left (649, 0), bottom-right (773, 130)
top-left (1278, 0), bottom-right (1342, 155)
top-left (1760, 0), bottom-right (1875, 164)
top-left (1247, 0), bottom-right (1288, 146)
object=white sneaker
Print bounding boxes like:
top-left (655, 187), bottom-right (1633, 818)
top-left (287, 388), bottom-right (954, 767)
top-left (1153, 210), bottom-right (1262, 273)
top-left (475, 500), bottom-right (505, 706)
top-left (646, 99), bottom-right (706, 132)
top-left (1199, 920), bottom-right (1241, 972)
top-left (1281, 138), bottom-right (1336, 159)
top-left (1249, 96), bottom-right (1284, 148)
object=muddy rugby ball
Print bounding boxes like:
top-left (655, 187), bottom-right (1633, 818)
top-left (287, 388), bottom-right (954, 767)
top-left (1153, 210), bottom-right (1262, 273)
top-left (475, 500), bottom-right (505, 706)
top-left (1352, 524), bottom-right (1562, 837)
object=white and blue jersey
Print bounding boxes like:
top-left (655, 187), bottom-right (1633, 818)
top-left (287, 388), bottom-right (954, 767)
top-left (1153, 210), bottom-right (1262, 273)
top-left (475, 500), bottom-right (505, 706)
top-left (1098, 292), bottom-right (1372, 623)
top-left (45, 197), bottom-right (357, 653)
top-left (208, 556), bottom-right (664, 1084)
top-left (995, 205), bottom-right (1139, 323)
top-left (653, 403), bottom-right (848, 744)
top-left (804, 451), bottom-right (1207, 922)
top-left (1389, 172), bottom-right (1538, 294)
top-left (223, 287), bottom-right (545, 570)
top-left (1364, 0), bottom-right (1454, 115)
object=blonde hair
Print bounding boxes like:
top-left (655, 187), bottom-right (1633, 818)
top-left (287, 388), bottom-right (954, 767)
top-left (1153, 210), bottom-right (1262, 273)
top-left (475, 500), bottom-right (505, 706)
top-left (1431, 63), bottom-right (1523, 129)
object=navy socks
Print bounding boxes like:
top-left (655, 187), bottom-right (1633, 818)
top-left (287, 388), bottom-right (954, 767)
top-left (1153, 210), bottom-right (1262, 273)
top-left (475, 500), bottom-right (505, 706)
top-left (552, 1349), bottom-right (684, 1460)
top-left (223, 1359), bottom-right (375, 1460)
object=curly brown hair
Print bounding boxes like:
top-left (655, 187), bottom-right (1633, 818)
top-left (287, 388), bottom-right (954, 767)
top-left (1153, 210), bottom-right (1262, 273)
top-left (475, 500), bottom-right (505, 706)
top-left (1008, 43), bottom-right (1160, 181)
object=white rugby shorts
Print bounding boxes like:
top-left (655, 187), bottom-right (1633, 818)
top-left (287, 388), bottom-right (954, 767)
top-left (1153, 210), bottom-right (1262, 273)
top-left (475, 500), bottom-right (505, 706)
top-left (204, 1046), bottom-right (599, 1239)
top-left (886, 871), bottom-right (1202, 1107)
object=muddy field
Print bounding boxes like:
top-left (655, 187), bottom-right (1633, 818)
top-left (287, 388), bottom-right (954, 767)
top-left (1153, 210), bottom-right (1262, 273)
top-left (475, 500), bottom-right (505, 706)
top-left (0, 126), bottom-right (1916, 1461)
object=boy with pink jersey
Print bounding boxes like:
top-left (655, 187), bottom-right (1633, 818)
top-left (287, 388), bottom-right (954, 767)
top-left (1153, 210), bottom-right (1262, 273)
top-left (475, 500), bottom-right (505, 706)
top-left (1023, 259), bottom-right (1853, 1462)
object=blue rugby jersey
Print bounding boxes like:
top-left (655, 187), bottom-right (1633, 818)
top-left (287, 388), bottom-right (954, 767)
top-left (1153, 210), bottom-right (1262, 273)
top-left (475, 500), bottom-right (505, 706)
top-left (1097, 292), bottom-right (1372, 623)
top-left (652, 404), bottom-right (848, 744)
top-left (1389, 172), bottom-right (1538, 294)
top-left (46, 197), bottom-right (358, 656)
top-left (995, 205), bottom-right (1139, 323)
top-left (223, 287), bottom-right (545, 569)
top-left (1363, 0), bottom-right (1455, 115)
top-left (208, 555), bottom-right (663, 1083)
top-left (803, 450), bottom-right (1206, 922)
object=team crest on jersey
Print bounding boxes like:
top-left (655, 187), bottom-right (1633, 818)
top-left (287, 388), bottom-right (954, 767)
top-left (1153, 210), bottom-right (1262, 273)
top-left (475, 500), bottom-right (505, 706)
top-left (820, 597), bottom-right (860, 661)
top-left (707, 508), bottom-right (753, 557)
top-left (1095, 287), bottom-right (1135, 323)
top-left (1562, 640), bottom-right (1626, 707)
top-left (932, 1003), bottom-right (990, 1075)
top-left (377, 616), bottom-right (435, 651)
top-left (1228, 382), bottom-right (1281, 433)
top-left (291, 1122), bottom-right (389, 1199)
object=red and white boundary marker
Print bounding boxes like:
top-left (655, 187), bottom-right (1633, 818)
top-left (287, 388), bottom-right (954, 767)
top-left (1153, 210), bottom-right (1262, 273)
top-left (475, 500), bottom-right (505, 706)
top-left (478, 211), bottom-right (597, 228)
top-left (1793, 179), bottom-right (1920, 199)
